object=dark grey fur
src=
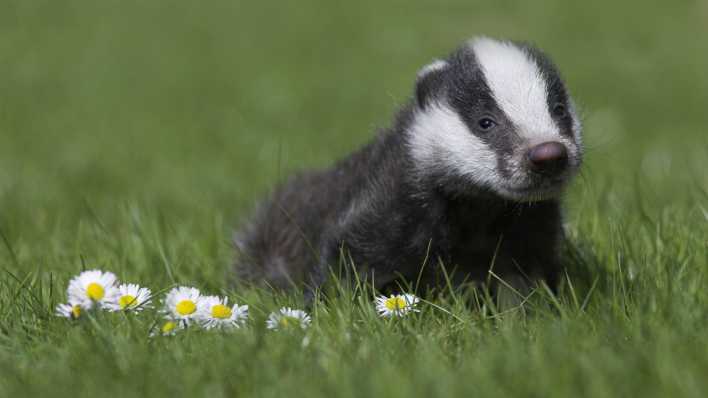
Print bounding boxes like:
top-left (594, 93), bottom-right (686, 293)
top-left (233, 39), bottom-right (582, 297)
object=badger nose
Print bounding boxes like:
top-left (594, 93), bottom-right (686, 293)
top-left (527, 141), bottom-right (568, 175)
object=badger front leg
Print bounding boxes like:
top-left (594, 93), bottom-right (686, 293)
top-left (304, 225), bottom-right (408, 304)
top-left (303, 230), bottom-right (362, 305)
top-left (492, 202), bottom-right (565, 307)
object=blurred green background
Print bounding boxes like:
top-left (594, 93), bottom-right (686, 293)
top-left (2, 0), bottom-right (706, 217)
top-left (1, 1), bottom-right (707, 397)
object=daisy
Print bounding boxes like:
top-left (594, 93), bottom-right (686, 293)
top-left (266, 307), bottom-right (311, 330)
top-left (375, 293), bottom-right (420, 317)
top-left (197, 295), bottom-right (248, 330)
top-left (162, 286), bottom-right (202, 325)
top-left (105, 283), bottom-right (152, 312)
top-left (55, 300), bottom-right (85, 320)
top-left (151, 320), bottom-right (183, 337)
top-left (67, 269), bottom-right (118, 309)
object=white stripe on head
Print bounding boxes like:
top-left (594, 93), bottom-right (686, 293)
top-left (407, 102), bottom-right (499, 186)
top-left (417, 59), bottom-right (448, 80)
top-left (471, 37), bottom-right (559, 142)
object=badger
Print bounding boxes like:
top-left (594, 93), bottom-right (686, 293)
top-left (234, 37), bottom-right (583, 299)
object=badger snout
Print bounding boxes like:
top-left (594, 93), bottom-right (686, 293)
top-left (526, 141), bottom-right (569, 176)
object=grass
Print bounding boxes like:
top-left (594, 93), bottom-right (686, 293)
top-left (1, 0), bottom-right (707, 396)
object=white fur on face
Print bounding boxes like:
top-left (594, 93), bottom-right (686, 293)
top-left (471, 37), bottom-right (561, 144)
top-left (407, 102), bottom-right (500, 187)
top-left (407, 38), bottom-right (582, 200)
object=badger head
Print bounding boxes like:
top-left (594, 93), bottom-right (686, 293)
top-left (407, 37), bottom-right (583, 201)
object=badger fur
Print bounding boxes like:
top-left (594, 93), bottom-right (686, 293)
top-left (234, 37), bottom-right (583, 297)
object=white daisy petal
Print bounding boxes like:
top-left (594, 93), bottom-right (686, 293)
top-left (197, 295), bottom-right (248, 330)
top-left (66, 269), bottom-right (119, 309)
top-left (266, 307), bottom-right (311, 330)
top-left (105, 283), bottom-right (152, 312)
top-left (375, 293), bottom-right (420, 317)
top-left (162, 286), bottom-right (202, 324)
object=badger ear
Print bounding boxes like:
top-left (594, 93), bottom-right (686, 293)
top-left (415, 59), bottom-right (448, 109)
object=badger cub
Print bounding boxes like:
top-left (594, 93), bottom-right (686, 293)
top-left (235, 37), bottom-right (583, 297)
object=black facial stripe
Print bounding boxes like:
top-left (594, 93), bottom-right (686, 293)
top-left (446, 47), bottom-right (516, 161)
top-left (543, 73), bottom-right (573, 138)
top-left (415, 65), bottom-right (448, 109)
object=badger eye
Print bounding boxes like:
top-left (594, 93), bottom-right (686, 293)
top-left (477, 117), bottom-right (496, 131)
top-left (553, 103), bottom-right (568, 118)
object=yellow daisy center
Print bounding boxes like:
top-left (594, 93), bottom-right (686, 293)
top-left (118, 294), bottom-right (137, 309)
top-left (161, 321), bottom-right (177, 334)
top-left (71, 305), bottom-right (82, 319)
top-left (279, 316), bottom-right (297, 328)
top-left (175, 300), bottom-right (196, 315)
top-left (211, 304), bottom-right (232, 319)
top-left (86, 283), bottom-right (105, 301)
top-left (385, 296), bottom-right (407, 311)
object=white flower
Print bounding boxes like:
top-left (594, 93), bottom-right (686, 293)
top-left (55, 300), bottom-right (85, 320)
top-left (150, 320), bottom-right (183, 337)
top-left (197, 295), bottom-right (248, 330)
top-left (162, 286), bottom-right (202, 324)
top-left (375, 293), bottom-right (420, 317)
top-left (67, 269), bottom-right (118, 309)
top-left (105, 283), bottom-right (152, 312)
top-left (266, 307), bottom-right (311, 330)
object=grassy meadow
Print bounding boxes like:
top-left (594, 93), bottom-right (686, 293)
top-left (1, 1), bottom-right (707, 396)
